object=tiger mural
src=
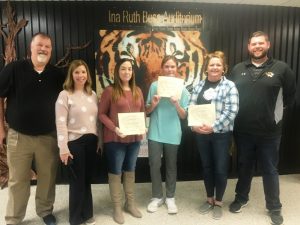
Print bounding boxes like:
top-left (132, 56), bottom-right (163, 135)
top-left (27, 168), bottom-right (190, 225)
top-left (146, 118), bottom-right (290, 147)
top-left (96, 30), bottom-right (207, 97)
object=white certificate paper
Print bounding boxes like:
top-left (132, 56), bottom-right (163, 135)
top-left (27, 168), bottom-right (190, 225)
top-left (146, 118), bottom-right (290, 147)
top-left (118, 112), bottom-right (146, 135)
top-left (157, 76), bottom-right (184, 99)
top-left (188, 104), bottom-right (216, 126)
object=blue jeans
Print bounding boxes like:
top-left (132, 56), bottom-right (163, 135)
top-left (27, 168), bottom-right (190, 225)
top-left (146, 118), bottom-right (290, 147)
top-left (104, 142), bottom-right (141, 175)
top-left (195, 132), bottom-right (231, 201)
top-left (234, 132), bottom-right (282, 210)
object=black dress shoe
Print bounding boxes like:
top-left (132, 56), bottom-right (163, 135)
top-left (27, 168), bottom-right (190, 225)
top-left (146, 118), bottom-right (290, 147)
top-left (42, 214), bottom-right (57, 225)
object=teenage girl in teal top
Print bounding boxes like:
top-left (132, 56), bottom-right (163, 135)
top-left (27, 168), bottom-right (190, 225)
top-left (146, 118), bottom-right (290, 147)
top-left (146, 55), bottom-right (190, 214)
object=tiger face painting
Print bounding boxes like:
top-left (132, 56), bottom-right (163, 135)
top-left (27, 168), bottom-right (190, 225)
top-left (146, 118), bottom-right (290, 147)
top-left (96, 30), bottom-right (207, 96)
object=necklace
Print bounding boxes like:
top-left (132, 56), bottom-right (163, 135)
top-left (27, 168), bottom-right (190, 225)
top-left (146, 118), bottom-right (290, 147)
top-left (124, 92), bottom-right (132, 112)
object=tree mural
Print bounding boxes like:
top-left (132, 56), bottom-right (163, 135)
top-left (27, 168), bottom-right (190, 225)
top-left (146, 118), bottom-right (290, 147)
top-left (0, 0), bottom-right (27, 189)
top-left (0, 0), bottom-right (28, 65)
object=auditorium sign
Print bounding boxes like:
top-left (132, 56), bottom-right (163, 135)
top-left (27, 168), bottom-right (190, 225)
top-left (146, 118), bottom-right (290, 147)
top-left (107, 9), bottom-right (203, 27)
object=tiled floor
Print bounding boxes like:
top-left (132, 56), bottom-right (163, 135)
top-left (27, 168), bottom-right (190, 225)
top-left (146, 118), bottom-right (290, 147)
top-left (1, 174), bottom-right (299, 225)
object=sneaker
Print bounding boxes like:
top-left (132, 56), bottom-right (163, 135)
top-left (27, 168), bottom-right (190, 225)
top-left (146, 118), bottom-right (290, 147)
top-left (269, 210), bottom-right (283, 225)
top-left (212, 205), bottom-right (223, 220)
top-left (42, 214), bottom-right (56, 225)
top-left (165, 198), bottom-right (178, 214)
top-left (229, 199), bottom-right (248, 213)
top-left (147, 198), bottom-right (164, 213)
top-left (199, 201), bottom-right (214, 214)
top-left (85, 217), bottom-right (96, 225)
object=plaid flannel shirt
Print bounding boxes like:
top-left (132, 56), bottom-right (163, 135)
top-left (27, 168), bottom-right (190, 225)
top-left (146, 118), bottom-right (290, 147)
top-left (189, 76), bottom-right (239, 132)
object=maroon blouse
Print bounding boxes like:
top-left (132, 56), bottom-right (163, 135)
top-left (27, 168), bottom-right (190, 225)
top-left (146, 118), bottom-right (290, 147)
top-left (98, 86), bottom-right (145, 143)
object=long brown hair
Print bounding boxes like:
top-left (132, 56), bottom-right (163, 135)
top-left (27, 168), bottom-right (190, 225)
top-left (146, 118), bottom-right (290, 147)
top-left (112, 58), bottom-right (140, 102)
top-left (63, 59), bottom-right (93, 95)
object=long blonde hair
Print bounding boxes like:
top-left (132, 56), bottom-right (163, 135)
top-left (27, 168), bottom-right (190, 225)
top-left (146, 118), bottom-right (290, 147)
top-left (63, 59), bottom-right (93, 95)
top-left (111, 58), bottom-right (140, 102)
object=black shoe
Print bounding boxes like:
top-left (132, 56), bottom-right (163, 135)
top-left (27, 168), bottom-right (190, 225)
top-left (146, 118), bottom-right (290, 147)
top-left (269, 210), bottom-right (283, 225)
top-left (229, 199), bottom-right (248, 213)
top-left (42, 214), bottom-right (56, 225)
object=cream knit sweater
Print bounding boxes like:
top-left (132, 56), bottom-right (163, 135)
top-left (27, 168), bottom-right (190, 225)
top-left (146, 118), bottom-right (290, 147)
top-left (55, 90), bottom-right (98, 154)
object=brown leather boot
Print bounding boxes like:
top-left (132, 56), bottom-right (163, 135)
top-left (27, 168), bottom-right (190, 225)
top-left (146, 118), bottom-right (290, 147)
top-left (123, 171), bottom-right (142, 218)
top-left (108, 173), bottom-right (125, 224)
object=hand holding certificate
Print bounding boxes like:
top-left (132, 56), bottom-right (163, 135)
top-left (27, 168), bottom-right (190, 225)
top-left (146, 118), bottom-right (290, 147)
top-left (188, 104), bottom-right (216, 126)
top-left (118, 112), bottom-right (146, 135)
top-left (157, 76), bottom-right (184, 99)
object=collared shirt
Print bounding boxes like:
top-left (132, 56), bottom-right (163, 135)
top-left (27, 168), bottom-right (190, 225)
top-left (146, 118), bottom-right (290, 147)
top-left (189, 76), bottom-right (239, 133)
top-left (246, 58), bottom-right (274, 81)
top-left (230, 58), bottom-right (296, 136)
top-left (0, 59), bottom-right (64, 135)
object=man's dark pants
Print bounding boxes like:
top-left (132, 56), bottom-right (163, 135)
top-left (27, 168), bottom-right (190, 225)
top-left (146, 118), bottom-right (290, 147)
top-left (234, 132), bottom-right (282, 211)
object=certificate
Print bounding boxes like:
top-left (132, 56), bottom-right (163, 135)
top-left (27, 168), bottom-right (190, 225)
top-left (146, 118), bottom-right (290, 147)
top-left (118, 112), bottom-right (146, 135)
top-left (157, 76), bottom-right (184, 99)
top-left (188, 104), bottom-right (216, 126)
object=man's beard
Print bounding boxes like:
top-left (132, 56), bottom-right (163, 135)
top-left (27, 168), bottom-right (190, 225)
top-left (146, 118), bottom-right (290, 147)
top-left (250, 49), bottom-right (268, 60)
top-left (37, 54), bottom-right (48, 63)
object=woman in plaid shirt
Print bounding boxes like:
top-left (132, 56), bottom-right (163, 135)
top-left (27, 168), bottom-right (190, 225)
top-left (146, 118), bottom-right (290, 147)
top-left (189, 51), bottom-right (239, 220)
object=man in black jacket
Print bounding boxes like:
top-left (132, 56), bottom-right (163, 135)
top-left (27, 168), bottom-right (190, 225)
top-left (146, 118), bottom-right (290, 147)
top-left (229, 31), bottom-right (296, 225)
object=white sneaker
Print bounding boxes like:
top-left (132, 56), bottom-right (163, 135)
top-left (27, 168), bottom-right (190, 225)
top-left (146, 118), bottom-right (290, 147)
top-left (165, 198), bottom-right (178, 214)
top-left (147, 198), bottom-right (164, 213)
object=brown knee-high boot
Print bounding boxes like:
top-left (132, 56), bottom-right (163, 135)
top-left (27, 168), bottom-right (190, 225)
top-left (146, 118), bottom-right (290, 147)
top-left (123, 171), bottom-right (142, 218)
top-left (108, 173), bottom-right (125, 224)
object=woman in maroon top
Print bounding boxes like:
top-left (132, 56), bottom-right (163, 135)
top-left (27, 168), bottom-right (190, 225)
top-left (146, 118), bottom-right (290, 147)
top-left (98, 58), bottom-right (145, 224)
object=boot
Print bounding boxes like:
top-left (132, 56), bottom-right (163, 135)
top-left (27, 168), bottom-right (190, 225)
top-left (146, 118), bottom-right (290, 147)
top-left (123, 171), bottom-right (142, 218)
top-left (108, 173), bottom-right (125, 224)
